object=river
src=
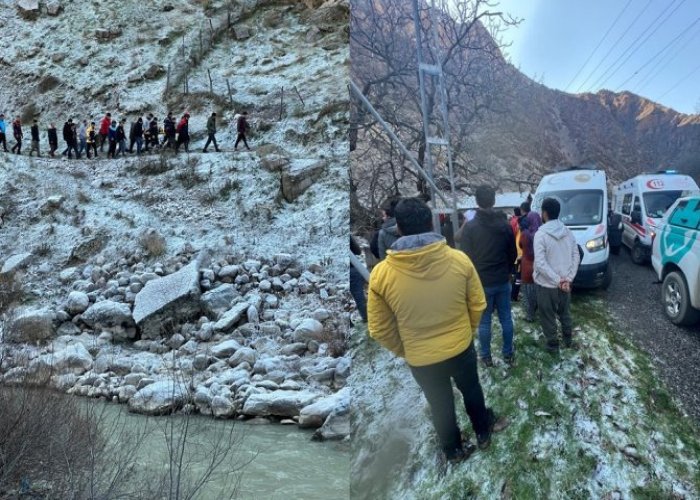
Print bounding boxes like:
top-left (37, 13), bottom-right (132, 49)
top-left (97, 402), bottom-right (349, 499)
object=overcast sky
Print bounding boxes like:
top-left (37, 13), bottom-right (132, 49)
top-left (490, 0), bottom-right (700, 114)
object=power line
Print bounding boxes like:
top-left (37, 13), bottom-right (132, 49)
top-left (564, 0), bottom-right (633, 92)
top-left (575, 0), bottom-right (653, 92)
top-left (615, 17), bottom-right (700, 91)
top-left (658, 60), bottom-right (700, 100)
top-left (591, 0), bottom-right (688, 91)
top-left (637, 22), bottom-right (700, 92)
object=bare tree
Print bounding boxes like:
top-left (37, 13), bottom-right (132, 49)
top-left (350, 0), bottom-right (520, 230)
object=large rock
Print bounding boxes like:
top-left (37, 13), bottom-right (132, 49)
top-left (45, 0), bottom-right (62, 15)
top-left (81, 300), bottom-right (134, 329)
top-left (280, 160), bottom-right (326, 202)
top-left (69, 232), bottom-right (108, 263)
top-left (65, 291), bottom-right (90, 315)
top-left (1, 253), bottom-right (33, 274)
top-left (128, 380), bottom-right (188, 415)
top-left (299, 387), bottom-right (349, 428)
top-left (314, 405), bottom-right (350, 441)
top-left (133, 259), bottom-right (202, 339)
top-left (32, 342), bottom-right (93, 376)
top-left (293, 318), bottom-right (324, 342)
top-left (200, 284), bottom-right (238, 318)
top-left (213, 302), bottom-right (249, 332)
top-left (210, 339), bottom-right (242, 358)
top-left (260, 154), bottom-right (290, 173)
top-left (228, 347), bottom-right (256, 367)
top-left (16, 0), bottom-right (39, 19)
top-left (242, 390), bottom-right (320, 417)
top-left (4, 307), bottom-right (55, 343)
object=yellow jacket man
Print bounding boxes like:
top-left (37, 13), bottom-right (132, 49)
top-left (368, 197), bottom-right (497, 462)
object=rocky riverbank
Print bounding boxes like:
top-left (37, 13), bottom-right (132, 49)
top-left (1, 247), bottom-right (350, 440)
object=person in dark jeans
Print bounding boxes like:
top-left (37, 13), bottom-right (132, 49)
top-left (368, 197), bottom-right (497, 462)
top-left (534, 197), bottom-right (580, 352)
top-left (349, 236), bottom-right (367, 322)
top-left (234, 111), bottom-right (250, 150)
top-left (47, 123), bottom-right (58, 157)
top-left (460, 185), bottom-right (517, 367)
top-left (203, 112), bottom-right (221, 152)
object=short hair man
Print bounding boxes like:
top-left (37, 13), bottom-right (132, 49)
top-left (533, 197), bottom-right (580, 352)
top-left (368, 197), bottom-right (497, 462)
top-left (376, 197), bottom-right (400, 260)
top-left (460, 185), bottom-right (517, 367)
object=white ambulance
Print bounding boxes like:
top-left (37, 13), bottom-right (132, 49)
top-left (532, 167), bottom-right (611, 289)
top-left (613, 171), bottom-right (699, 264)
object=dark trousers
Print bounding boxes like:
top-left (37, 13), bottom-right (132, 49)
top-left (49, 141), bottom-right (57, 157)
top-left (203, 133), bottom-right (219, 151)
top-left (175, 135), bottom-right (189, 152)
top-left (11, 137), bottom-right (22, 154)
top-left (108, 139), bottom-right (117, 158)
top-left (410, 343), bottom-right (488, 457)
top-left (99, 133), bottom-right (107, 151)
top-left (0, 132), bottom-right (7, 151)
top-left (349, 265), bottom-right (367, 322)
top-left (536, 285), bottom-right (573, 348)
top-left (234, 132), bottom-right (249, 150)
top-left (87, 143), bottom-right (98, 158)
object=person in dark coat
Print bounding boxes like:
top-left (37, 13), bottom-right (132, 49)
top-left (234, 111), bottom-right (250, 151)
top-left (28, 119), bottom-right (41, 157)
top-left (350, 236), bottom-right (368, 323)
top-left (175, 113), bottom-right (190, 152)
top-left (148, 118), bottom-right (159, 150)
top-left (607, 203), bottom-right (623, 255)
top-left (162, 112), bottom-right (176, 149)
top-left (130, 117), bottom-right (144, 154)
top-left (47, 123), bottom-right (58, 157)
top-left (115, 120), bottom-right (127, 157)
top-left (107, 120), bottom-right (118, 159)
top-left (11, 117), bottom-right (23, 155)
top-left (460, 185), bottom-right (517, 366)
top-left (62, 119), bottom-right (79, 158)
top-left (377, 198), bottom-right (401, 260)
top-left (203, 112), bottom-right (220, 152)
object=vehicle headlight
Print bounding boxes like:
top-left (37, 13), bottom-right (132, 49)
top-left (585, 236), bottom-right (606, 252)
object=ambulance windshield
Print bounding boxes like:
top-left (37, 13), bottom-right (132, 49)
top-left (537, 189), bottom-right (604, 226)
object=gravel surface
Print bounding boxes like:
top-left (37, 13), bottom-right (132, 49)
top-left (601, 249), bottom-right (700, 423)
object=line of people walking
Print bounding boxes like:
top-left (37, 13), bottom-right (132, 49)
top-left (0, 110), bottom-right (251, 159)
top-left (356, 187), bottom-right (580, 464)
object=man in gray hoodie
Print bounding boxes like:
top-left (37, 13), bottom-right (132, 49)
top-left (534, 197), bottom-right (580, 352)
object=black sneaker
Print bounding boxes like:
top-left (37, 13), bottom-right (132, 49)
top-left (563, 338), bottom-right (578, 350)
top-left (477, 409), bottom-right (496, 450)
top-left (446, 442), bottom-right (476, 464)
top-left (504, 353), bottom-right (515, 366)
top-left (480, 356), bottom-right (494, 368)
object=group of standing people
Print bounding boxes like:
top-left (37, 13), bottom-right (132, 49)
top-left (0, 110), bottom-right (251, 159)
top-left (355, 186), bottom-right (580, 463)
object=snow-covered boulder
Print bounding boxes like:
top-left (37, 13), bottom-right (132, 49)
top-left (81, 300), bottom-right (133, 329)
top-left (1, 253), bottom-right (33, 274)
top-left (16, 0), bottom-right (39, 19)
top-left (200, 284), bottom-right (238, 317)
top-left (33, 342), bottom-right (93, 376)
top-left (65, 291), bottom-right (90, 315)
top-left (211, 395), bottom-right (236, 418)
top-left (213, 302), bottom-right (249, 332)
top-left (228, 347), bottom-right (256, 367)
top-left (299, 387), bottom-right (349, 428)
top-left (128, 380), bottom-right (188, 415)
top-left (211, 339), bottom-right (243, 358)
top-left (132, 259), bottom-right (202, 339)
top-left (293, 318), bottom-right (324, 342)
top-left (4, 307), bottom-right (55, 343)
top-left (314, 404), bottom-right (350, 441)
top-left (242, 390), bottom-right (320, 417)
top-left (281, 160), bottom-right (327, 202)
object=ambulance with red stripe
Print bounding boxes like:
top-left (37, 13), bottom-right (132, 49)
top-left (613, 171), bottom-right (699, 264)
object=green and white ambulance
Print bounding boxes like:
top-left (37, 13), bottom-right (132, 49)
top-left (652, 195), bottom-right (700, 325)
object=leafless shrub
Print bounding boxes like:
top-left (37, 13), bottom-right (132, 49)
top-left (0, 272), bottom-right (23, 314)
top-left (33, 241), bottom-right (52, 257)
top-left (139, 228), bottom-right (167, 257)
top-left (176, 162), bottom-right (206, 189)
top-left (139, 156), bottom-right (171, 176)
top-left (77, 190), bottom-right (91, 203)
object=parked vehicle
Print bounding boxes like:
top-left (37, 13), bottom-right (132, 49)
top-left (651, 195), bottom-right (700, 325)
top-left (532, 167), bottom-right (611, 289)
top-left (613, 171), bottom-right (699, 264)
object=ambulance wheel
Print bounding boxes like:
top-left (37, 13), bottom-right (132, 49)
top-left (631, 241), bottom-right (646, 265)
top-left (662, 271), bottom-right (700, 326)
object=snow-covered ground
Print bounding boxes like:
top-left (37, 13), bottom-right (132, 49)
top-left (351, 298), bottom-right (700, 498)
top-left (0, 0), bottom-right (350, 440)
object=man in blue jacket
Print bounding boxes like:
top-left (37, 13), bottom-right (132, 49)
top-left (0, 114), bottom-right (8, 152)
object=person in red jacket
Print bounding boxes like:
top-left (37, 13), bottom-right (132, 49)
top-left (175, 113), bottom-right (190, 152)
top-left (98, 112), bottom-right (111, 152)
